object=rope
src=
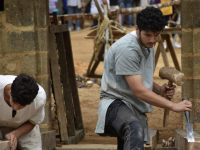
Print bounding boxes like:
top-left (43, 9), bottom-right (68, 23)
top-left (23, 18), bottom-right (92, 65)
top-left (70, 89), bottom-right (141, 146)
top-left (94, 16), bottom-right (114, 60)
top-left (70, 25), bottom-right (98, 35)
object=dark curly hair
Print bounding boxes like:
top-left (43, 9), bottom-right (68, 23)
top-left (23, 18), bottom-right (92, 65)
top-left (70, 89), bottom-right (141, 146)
top-left (137, 7), bottom-right (167, 33)
top-left (11, 73), bottom-right (39, 106)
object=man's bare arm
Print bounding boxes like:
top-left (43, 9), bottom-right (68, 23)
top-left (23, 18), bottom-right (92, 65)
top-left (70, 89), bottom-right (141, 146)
top-left (125, 75), bottom-right (192, 112)
top-left (11, 121), bottom-right (35, 138)
top-left (6, 121), bottom-right (35, 150)
top-left (153, 82), bottom-right (161, 95)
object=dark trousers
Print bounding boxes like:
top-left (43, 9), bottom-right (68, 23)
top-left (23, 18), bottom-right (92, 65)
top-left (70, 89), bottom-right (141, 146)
top-left (105, 103), bottom-right (144, 150)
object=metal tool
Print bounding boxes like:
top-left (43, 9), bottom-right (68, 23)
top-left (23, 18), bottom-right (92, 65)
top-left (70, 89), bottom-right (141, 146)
top-left (183, 97), bottom-right (195, 142)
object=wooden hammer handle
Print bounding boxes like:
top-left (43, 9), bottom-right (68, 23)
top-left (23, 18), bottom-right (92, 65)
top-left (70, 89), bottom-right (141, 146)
top-left (163, 80), bottom-right (173, 127)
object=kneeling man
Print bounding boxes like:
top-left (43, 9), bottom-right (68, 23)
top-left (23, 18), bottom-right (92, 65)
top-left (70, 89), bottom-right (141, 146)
top-left (0, 73), bottom-right (46, 150)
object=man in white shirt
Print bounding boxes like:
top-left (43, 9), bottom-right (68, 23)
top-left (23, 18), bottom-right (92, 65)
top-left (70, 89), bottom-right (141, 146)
top-left (0, 73), bottom-right (46, 150)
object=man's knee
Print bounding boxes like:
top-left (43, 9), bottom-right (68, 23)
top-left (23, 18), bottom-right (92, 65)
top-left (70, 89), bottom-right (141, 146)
top-left (122, 121), bottom-right (144, 140)
top-left (129, 121), bottom-right (143, 140)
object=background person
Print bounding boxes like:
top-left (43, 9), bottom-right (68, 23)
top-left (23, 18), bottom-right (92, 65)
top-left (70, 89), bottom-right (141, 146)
top-left (0, 73), bottom-right (46, 150)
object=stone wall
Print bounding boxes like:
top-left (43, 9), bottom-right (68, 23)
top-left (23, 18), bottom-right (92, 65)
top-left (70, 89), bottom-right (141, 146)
top-left (0, 0), bottom-right (51, 131)
top-left (181, 0), bottom-right (200, 133)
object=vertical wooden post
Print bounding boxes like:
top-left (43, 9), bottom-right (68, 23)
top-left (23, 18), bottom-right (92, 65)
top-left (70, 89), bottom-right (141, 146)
top-left (49, 24), bottom-right (69, 142)
top-left (61, 16), bottom-right (84, 130)
top-left (53, 13), bottom-right (76, 136)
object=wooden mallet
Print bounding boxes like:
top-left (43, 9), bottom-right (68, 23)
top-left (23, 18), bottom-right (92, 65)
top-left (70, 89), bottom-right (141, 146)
top-left (159, 67), bottom-right (184, 127)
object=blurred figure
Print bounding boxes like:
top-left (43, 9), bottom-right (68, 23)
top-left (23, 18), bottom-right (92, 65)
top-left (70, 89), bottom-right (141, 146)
top-left (63, 0), bottom-right (68, 14)
top-left (49, 0), bottom-right (59, 15)
top-left (90, 0), bottom-right (110, 27)
top-left (120, 0), bottom-right (133, 27)
top-left (110, 0), bottom-right (121, 24)
top-left (68, 0), bottom-right (85, 31)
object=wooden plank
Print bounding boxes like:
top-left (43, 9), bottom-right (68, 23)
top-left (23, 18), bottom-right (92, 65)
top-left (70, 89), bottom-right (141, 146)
top-left (68, 129), bottom-right (85, 144)
top-left (163, 34), bottom-right (181, 71)
top-left (158, 35), bottom-right (170, 67)
top-left (53, 14), bottom-right (76, 136)
top-left (41, 130), bottom-right (56, 150)
top-left (61, 16), bottom-right (84, 130)
top-left (87, 74), bottom-right (102, 78)
top-left (94, 0), bottom-right (104, 21)
top-left (85, 51), bottom-right (96, 77)
top-left (90, 44), bottom-right (105, 74)
top-left (50, 24), bottom-right (69, 34)
top-left (49, 31), bottom-right (69, 143)
top-left (161, 27), bottom-right (181, 34)
top-left (155, 44), bottom-right (161, 68)
top-left (144, 129), bottom-right (158, 150)
top-left (154, 144), bottom-right (177, 150)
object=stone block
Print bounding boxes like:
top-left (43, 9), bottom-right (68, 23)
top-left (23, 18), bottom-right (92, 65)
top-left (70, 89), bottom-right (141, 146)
top-left (193, 31), bottom-right (200, 53)
top-left (0, 12), bottom-right (4, 29)
top-left (4, 0), bottom-right (34, 26)
top-left (0, 57), bottom-right (20, 75)
top-left (181, 1), bottom-right (193, 29)
top-left (193, 79), bottom-right (200, 100)
top-left (175, 129), bottom-right (200, 150)
top-left (20, 54), bottom-right (37, 75)
top-left (194, 101), bottom-right (200, 123)
top-left (36, 77), bottom-right (50, 100)
top-left (181, 31), bottom-right (193, 54)
top-left (35, 29), bottom-right (49, 51)
top-left (1, 31), bottom-right (35, 52)
top-left (0, 141), bottom-right (10, 150)
top-left (193, 1), bottom-right (200, 28)
top-left (41, 130), bottom-right (56, 150)
top-left (193, 57), bottom-right (200, 76)
top-left (182, 57), bottom-right (193, 77)
top-left (42, 102), bottom-right (51, 124)
top-left (182, 79), bottom-right (194, 99)
top-left (34, 0), bottom-right (49, 27)
top-left (36, 52), bottom-right (49, 75)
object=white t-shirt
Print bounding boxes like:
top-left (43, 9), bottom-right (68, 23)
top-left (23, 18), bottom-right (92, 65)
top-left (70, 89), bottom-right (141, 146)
top-left (90, 0), bottom-right (110, 14)
top-left (0, 75), bottom-right (46, 128)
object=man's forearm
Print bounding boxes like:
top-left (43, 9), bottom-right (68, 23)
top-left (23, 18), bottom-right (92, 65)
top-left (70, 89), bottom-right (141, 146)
top-left (11, 121), bottom-right (35, 138)
top-left (153, 82), bottom-right (161, 95)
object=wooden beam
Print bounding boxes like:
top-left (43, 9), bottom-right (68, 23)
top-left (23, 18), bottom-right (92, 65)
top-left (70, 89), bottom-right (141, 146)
top-left (61, 16), bottom-right (84, 130)
top-left (49, 30), bottom-right (69, 143)
top-left (53, 13), bottom-right (76, 136)
top-left (50, 24), bottom-right (69, 34)
top-left (163, 34), bottom-right (181, 71)
top-left (94, 0), bottom-right (104, 20)
top-left (49, 1), bottom-right (180, 22)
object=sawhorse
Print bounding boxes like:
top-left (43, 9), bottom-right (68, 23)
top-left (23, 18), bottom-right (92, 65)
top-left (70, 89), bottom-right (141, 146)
top-left (155, 27), bottom-right (181, 71)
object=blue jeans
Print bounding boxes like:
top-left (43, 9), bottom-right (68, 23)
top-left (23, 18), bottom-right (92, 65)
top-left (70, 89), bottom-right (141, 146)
top-left (105, 103), bottom-right (144, 150)
top-left (67, 6), bottom-right (81, 29)
top-left (121, 1), bottom-right (133, 26)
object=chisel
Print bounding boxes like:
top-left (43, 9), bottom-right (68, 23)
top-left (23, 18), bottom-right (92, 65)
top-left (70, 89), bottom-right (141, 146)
top-left (183, 97), bottom-right (195, 142)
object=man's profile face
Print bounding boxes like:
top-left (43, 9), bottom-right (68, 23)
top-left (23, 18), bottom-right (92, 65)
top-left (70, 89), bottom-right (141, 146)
top-left (136, 26), bottom-right (160, 48)
top-left (9, 93), bottom-right (26, 111)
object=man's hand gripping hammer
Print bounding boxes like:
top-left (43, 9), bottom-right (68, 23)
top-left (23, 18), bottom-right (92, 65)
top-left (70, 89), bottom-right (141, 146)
top-left (159, 67), bottom-right (184, 127)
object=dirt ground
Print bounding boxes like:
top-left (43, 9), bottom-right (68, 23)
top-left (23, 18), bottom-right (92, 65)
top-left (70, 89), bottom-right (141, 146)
top-left (68, 25), bottom-right (182, 144)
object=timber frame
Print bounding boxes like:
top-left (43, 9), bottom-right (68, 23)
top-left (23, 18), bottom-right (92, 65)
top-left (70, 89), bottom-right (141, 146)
top-left (49, 12), bottom-right (84, 144)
